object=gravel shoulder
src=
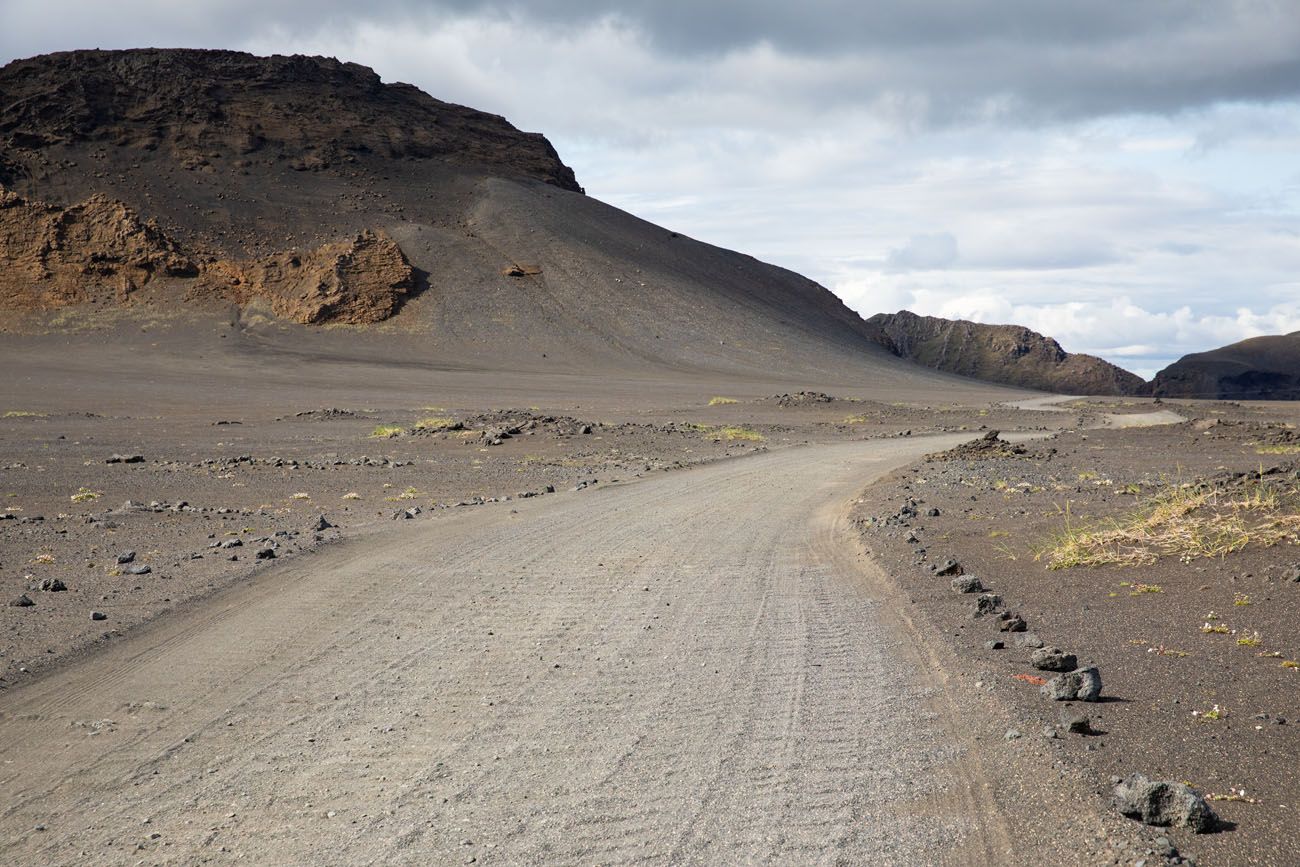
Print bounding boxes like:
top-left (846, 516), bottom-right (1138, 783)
top-left (855, 398), bottom-right (1300, 866)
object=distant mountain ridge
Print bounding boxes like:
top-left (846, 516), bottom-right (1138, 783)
top-left (865, 310), bottom-right (1150, 396)
top-left (1152, 332), bottom-right (1300, 400)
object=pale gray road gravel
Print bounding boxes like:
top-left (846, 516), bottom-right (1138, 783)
top-left (1, 437), bottom-right (1077, 865)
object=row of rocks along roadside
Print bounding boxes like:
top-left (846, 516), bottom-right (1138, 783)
top-left (856, 433), bottom-right (1219, 867)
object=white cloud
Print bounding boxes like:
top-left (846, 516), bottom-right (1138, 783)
top-left (885, 233), bottom-right (959, 271)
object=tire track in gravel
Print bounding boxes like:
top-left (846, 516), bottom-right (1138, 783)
top-left (0, 437), bottom-right (1056, 865)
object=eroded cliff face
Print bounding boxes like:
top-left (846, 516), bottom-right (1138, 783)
top-left (0, 48), bottom-right (582, 193)
top-left (214, 231), bottom-right (416, 325)
top-left (0, 189), bottom-right (198, 306)
top-left (1, 189), bottom-right (415, 324)
top-left (866, 310), bottom-right (1149, 396)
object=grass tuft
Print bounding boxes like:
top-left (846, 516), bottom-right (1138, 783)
top-left (70, 486), bottom-right (102, 503)
top-left (369, 424), bottom-right (406, 439)
top-left (685, 423), bottom-right (765, 442)
top-left (414, 416), bottom-right (458, 431)
top-left (708, 396), bottom-right (739, 406)
top-left (1036, 477), bottom-right (1300, 570)
top-left (713, 425), bottom-right (764, 442)
top-left (1256, 444), bottom-right (1300, 455)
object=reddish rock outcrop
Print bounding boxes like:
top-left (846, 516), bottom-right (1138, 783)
top-left (1, 189), bottom-right (415, 324)
top-left (0, 189), bottom-right (198, 307)
top-left (218, 231), bottom-right (416, 325)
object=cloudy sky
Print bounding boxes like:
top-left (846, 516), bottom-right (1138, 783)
top-left (6, 1), bottom-right (1300, 376)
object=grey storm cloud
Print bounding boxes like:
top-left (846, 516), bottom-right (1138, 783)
top-left (4, 1), bottom-right (1300, 125)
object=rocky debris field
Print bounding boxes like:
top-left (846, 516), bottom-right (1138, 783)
top-left (854, 398), bottom-right (1300, 865)
top-left (0, 405), bottom-right (768, 685)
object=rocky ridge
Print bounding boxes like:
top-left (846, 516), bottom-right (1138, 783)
top-left (0, 48), bottom-right (581, 193)
top-left (866, 310), bottom-right (1149, 396)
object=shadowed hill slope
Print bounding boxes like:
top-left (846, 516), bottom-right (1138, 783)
top-left (1152, 332), bottom-right (1300, 400)
top-left (0, 48), bottom-right (974, 390)
top-left (865, 310), bottom-right (1149, 396)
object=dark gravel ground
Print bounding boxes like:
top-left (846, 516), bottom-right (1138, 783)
top-left (854, 398), bottom-right (1300, 866)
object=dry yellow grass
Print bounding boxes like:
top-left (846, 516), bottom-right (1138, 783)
top-left (414, 416), bottom-right (458, 431)
top-left (713, 425), bottom-right (764, 442)
top-left (1038, 478), bottom-right (1300, 569)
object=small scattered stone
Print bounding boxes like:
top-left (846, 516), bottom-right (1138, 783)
top-left (951, 575), bottom-right (984, 593)
top-left (105, 454), bottom-right (144, 464)
top-left (983, 640), bottom-right (1005, 650)
top-left (1014, 632), bottom-right (1045, 649)
top-left (117, 551), bottom-right (136, 564)
top-left (40, 578), bottom-right (67, 592)
top-left (1042, 666), bottom-right (1103, 702)
top-left (1061, 709), bottom-right (1092, 734)
top-left (1004, 729), bottom-right (1022, 741)
top-left (1031, 646), bottom-right (1078, 672)
top-left (1042, 726), bottom-right (1059, 739)
top-left (255, 548), bottom-right (276, 560)
top-left (936, 559), bottom-right (963, 577)
top-left (971, 593), bottom-right (1003, 618)
top-left (219, 539), bottom-right (243, 549)
top-left (10, 594), bottom-right (34, 608)
top-left (1113, 774), bottom-right (1218, 832)
top-left (309, 515), bottom-right (334, 532)
top-left (997, 612), bottom-right (1027, 632)
top-left (91, 611), bottom-right (107, 621)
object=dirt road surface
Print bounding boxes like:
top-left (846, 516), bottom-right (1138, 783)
top-left (0, 437), bottom-right (1063, 865)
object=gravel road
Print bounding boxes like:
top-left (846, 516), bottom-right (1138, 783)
top-left (0, 437), bottom-right (1037, 865)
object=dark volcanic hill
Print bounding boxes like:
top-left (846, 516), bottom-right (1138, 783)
top-left (865, 310), bottom-right (1149, 396)
top-left (0, 47), bottom-right (958, 388)
top-left (0, 48), bottom-right (581, 192)
top-left (1152, 332), bottom-right (1300, 400)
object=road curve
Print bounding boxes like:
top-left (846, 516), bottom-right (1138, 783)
top-left (1, 437), bottom-right (1020, 865)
